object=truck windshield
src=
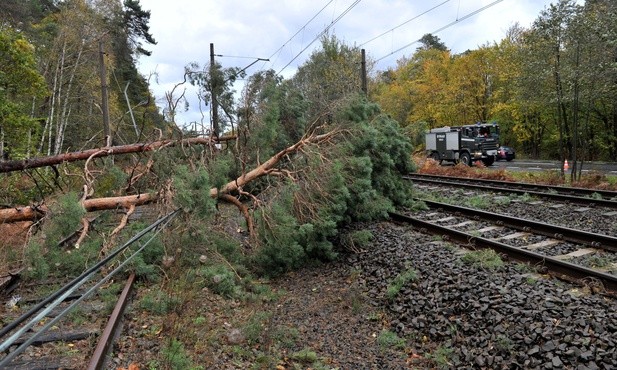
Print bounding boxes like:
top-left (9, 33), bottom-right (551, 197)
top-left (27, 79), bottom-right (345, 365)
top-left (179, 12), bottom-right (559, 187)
top-left (478, 125), bottom-right (499, 139)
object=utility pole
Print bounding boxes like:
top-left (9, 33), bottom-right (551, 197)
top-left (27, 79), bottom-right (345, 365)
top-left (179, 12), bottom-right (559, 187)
top-left (210, 43), bottom-right (219, 137)
top-left (361, 49), bottom-right (367, 95)
top-left (98, 40), bottom-right (111, 146)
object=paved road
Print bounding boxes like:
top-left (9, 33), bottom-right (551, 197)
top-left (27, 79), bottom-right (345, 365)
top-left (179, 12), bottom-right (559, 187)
top-left (492, 159), bottom-right (617, 174)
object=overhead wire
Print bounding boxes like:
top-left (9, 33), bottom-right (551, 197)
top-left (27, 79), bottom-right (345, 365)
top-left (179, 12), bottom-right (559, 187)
top-left (359, 0), bottom-right (451, 47)
top-left (375, 0), bottom-right (506, 62)
top-left (277, 0), bottom-right (361, 75)
top-left (263, 0), bottom-right (336, 69)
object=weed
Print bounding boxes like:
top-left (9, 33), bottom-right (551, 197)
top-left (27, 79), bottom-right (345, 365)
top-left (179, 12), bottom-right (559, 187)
top-left (198, 263), bottom-right (240, 297)
top-left (464, 195), bottom-right (490, 209)
top-left (161, 338), bottom-right (202, 370)
top-left (272, 325), bottom-right (300, 349)
top-left (494, 196), bottom-right (511, 206)
top-left (495, 335), bottom-right (514, 353)
top-left (349, 267), bottom-right (362, 281)
top-left (386, 268), bottom-right (418, 300)
top-left (586, 255), bottom-right (612, 269)
top-left (350, 290), bottom-right (364, 314)
top-left (448, 324), bottom-right (458, 337)
top-left (23, 242), bottom-right (49, 280)
top-left (525, 276), bottom-right (538, 285)
top-left (461, 249), bottom-right (504, 270)
top-left (513, 262), bottom-right (534, 273)
top-left (243, 311), bottom-right (272, 345)
top-left (427, 344), bottom-right (454, 369)
top-left (66, 307), bottom-right (87, 326)
top-left (139, 290), bottom-right (182, 315)
top-left (376, 330), bottom-right (406, 350)
top-left (193, 316), bottom-right (207, 325)
top-left (518, 193), bottom-right (534, 202)
top-left (251, 353), bottom-right (279, 369)
top-left (290, 348), bottom-right (319, 363)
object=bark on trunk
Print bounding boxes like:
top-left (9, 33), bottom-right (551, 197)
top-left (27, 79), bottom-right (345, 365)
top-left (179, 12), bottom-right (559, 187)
top-left (0, 193), bottom-right (156, 223)
top-left (0, 135), bottom-right (236, 173)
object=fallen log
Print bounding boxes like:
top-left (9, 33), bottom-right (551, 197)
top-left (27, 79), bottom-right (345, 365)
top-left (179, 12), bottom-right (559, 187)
top-left (0, 135), bottom-right (236, 173)
top-left (0, 193), bottom-right (156, 223)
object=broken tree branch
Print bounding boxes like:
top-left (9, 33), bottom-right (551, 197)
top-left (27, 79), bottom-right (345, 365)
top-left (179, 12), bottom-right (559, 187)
top-left (0, 135), bottom-right (237, 173)
top-left (210, 130), bottom-right (339, 198)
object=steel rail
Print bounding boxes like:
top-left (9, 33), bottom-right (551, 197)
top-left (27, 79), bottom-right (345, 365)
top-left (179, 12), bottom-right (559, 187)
top-left (0, 209), bottom-right (178, 340)
top-left (405, 173), bottom-right (617, 199)
top-left (388, 212), bottom-right (617, 293)
top-left (87, 273), bottom-right (135, 370)
top-left (421, 199), bottom-right (617, 251)
top-left (0, 210), bottom-right (179, 367)
top-left (405, 175), bottom-right (617, 209)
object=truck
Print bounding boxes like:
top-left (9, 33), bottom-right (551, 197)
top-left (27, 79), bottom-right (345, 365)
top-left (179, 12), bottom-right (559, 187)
top-left (425, 123), bottom-right (499, 166)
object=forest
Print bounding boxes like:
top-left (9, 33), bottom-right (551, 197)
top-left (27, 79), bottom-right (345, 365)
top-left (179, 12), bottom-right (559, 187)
top-left (0, 0), bottom-right (616, 275)
top-left (372, 0), bottom-right (617, 167)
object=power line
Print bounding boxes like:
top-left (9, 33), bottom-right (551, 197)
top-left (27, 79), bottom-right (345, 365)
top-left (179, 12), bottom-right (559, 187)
top-left (375, 0), bottom-right (506, 62)
top-left (264, 0), bottom-right (336, 68)
top-left (359, 0), bottom-right (451, 47)
top-left (277, 0), bottom-right (361, 75)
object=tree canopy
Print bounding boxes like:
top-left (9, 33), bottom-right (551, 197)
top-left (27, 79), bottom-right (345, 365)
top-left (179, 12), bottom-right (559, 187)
top-left (372, 0), bottom-right (617, 168)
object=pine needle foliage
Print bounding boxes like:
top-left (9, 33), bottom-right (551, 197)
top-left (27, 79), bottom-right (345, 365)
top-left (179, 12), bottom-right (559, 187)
top-left (172, 165), bottom-right (216, 219)
top-left (43, 191), bottom-right (86, 248)
top-left (250, 95), bottom-right (416, 275)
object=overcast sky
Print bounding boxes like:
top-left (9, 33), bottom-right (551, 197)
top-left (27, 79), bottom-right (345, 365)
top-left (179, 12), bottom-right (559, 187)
top-left (136, 0), bottom-right (578, 129)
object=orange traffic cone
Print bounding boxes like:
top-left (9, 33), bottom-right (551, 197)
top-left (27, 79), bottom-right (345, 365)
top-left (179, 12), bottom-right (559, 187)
top-left (564, 159), bottom-right (570, 171)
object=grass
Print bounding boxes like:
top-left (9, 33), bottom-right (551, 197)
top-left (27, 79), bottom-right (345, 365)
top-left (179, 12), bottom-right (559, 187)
top-left (271, 325), bottom-right (300, 349)
top-left (427, 344), bottom-right (455, 369)
top-left (585, 255), bottom-right (613, 269)
top-left (243, 311), bottom-right (272, 345)
top-left (377, 330), bottom-right (406, 350)
top-left (461, 249), bottom-right (504, 270)
top-left (139, 290), bottom-right (182, 315)
top-left (386, 268), bottom-right (418, 300)
top-left (464, 195), bottom-right (491, 209)
top-left (290, 348), bottom-right (319, 363)
top-left (161, 338), bottom-right (203, 370)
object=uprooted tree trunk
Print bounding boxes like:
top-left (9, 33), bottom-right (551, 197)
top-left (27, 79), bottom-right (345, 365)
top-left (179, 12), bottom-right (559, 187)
top-left (0, 129), bottom-right (340, 226)
top-left (0, 135), bottom-right (236, 173)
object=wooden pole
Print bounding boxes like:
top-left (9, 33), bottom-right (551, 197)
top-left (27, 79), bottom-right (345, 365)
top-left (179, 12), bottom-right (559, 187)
top-left (98, 41), bottom-right (111, 145)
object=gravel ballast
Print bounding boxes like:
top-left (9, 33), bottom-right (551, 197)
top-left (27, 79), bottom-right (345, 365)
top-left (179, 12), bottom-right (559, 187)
top-left (347, 222), bottom-right (617, 369)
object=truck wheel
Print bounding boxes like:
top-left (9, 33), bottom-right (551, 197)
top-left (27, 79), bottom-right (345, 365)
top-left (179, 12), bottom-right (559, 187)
top-left (482, 156), bottom-right (495, 166)
top-left (430, 151), bottom-right (440, 161)
top-left (459, 152), bottom-right (472, 166)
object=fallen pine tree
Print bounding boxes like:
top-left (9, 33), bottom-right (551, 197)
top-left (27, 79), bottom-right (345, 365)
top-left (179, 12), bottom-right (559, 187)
top-left (0, 128), bottom-right (336, 226)
top-left (0, 135), bottom-right (236, 173)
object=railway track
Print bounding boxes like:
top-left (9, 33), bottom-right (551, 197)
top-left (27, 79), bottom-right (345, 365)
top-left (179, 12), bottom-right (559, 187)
top-left (405, 173), bottom-right (617, 208)
top-left (391, 175), bottom-right (617, 295)
top-left (0, 210), bottom-right (178, 369)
